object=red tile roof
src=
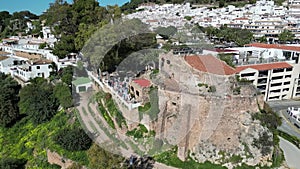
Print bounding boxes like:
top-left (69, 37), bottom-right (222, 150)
top-left (246, 43), bottom-right (300, 52)
top-left (236, 62), bottom-right (292, 72)
top-left (133, 79), bottom-right (151, 88)
top-left (184, 55), bottom-right (236, 75)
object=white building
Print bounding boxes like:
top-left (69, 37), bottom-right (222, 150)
top-left (12, 59), bottom-right (53, 82)
top-left (233, 43), bottom-right (300, 101)
top-left (288, 0), bottom-right (300, 17)
top-left (0, 56), bottom-right (21, 74)
top-left (236, 62), bottom-right (298, 101)
top-left (42, 26), bottom-right (55, 39)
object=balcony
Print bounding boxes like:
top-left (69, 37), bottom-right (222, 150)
top-left (257, 79), bottom-right (267, 85)
top-left (272, 68), bottom-right (285, 76)
top-left (240, 72), bottom-right (256, 78)
top-left (282, 88), bottom-right (290, 93)
top-left (268, 96), bottom-right (280, 100)
top-left (270, 78), bottom-right (285, 84)
top-left (258, 75), bottom-right (268, 79)
top-left (270, 82), bottom-right (282, 87)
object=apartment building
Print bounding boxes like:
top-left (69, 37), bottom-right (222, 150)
top-left (244, 18), bottom-right (285, 41)
top-left (288, 0), bottom-right (300, 17)
top-left (234, 43), bottom-right (300, 101)
top-left (236, 62), bottom-right (298, 101)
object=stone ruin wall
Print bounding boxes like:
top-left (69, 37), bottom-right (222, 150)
top-left (153, 52), bottom-right (269, 166)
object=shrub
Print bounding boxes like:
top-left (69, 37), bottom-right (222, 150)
top-left (154, 147), bottom-right (226, 169)
top-left (0, 157), bottom-right (27, 169)
top-left (208, 85), bottom-right (216, 93)
top-left (233, 86), bottom-right (241, 95)
top-left (198, 83), bottom-right (209, 88)
top-left (252, 131), bottom-right (273, 156)
top-left (54, 128), bottom-right (92, 151)
top-left (126, 124), bottom-right (150, 139)
top-left (105, 93), bottom-right (112, 102)
top-left (138, 102), bottom-right (151, 112)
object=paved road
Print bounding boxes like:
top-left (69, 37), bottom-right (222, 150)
top-left (267, 100), bottom-right (300, 139)
top-left (279, 137), bottom-right (300, 169)
top-left (278, 110), bottom-right (300, 139)
top-left (268, 100), bottom-right (300, 112)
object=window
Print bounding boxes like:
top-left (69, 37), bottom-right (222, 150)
top-left (240, 72), bottom-right (255, 77)
top-left (283, 88), bottom-right (289, 92)
top-left (36, 66), bottom-right (40, 69)
top-left (271, 83), bottom-right (282, 87)
top-left (271, 76), bottom-right (283, 80)
top-left (273, 68), bottom-right (284, 73)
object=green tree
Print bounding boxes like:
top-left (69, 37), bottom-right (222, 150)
top-left (218, 53), bottom-right (235, 68)
top-left (61, 66), bottom-right (74, 86)
top-left (0, 158), bottom-right (27, 169)
top-left (0, 10), bottom-right (38, 38)
top-left (258, 36), bottom-right (267, 43)
top-left (184, 16), bottom-right (192, 21)
top-left (67, 163), bottom-right (82, 169)
top-left (155, 26), bottom-right (177, 39)
top-left (54, 82), bottom-right (73, 109)
top-left (279, 29), bottom-right (294, 43)
top-left (75, 23), bottom-right (97, 51)
top-left (219, 0), bottom-right (225, 7)
top-left (42, 0), bottom-right (112, 54)
top-left (52, 35), bottom-right (76, 59)
top-left (0, 73), bottom-right (21, 127)
top-left (19, 78), bottom-right (59, 124)
top-left (107, 5), bottom-right (122, 21)
top-left (54, 128), bottom-right (92, 151)
top-left (39, 42), bottom-right (47, 49)
top-left (87, 144), bottom-right (125, 169)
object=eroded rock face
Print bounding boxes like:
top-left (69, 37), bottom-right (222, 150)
top-left (152, 53), bottom-right (273, 167)
top-left (47, 150), bottom-right (75, 169)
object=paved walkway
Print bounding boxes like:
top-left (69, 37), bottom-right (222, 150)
top-left (279, 137), bottom-right (300, 169)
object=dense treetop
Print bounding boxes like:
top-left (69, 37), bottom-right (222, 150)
top-left (0, 10), bottom-right (40, 38)
top-left (0, 73), bottom-right (21, 127)
top-left (40, 0), bottom-right (122, 59)
top-left (18, 78), bottom-right (59, 124)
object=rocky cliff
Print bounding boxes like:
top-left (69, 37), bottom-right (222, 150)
top-left (150, 52), bottom-right (273, 168)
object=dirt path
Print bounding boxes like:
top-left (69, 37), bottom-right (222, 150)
top-left (75, 85), bottom-right (178, 169)
top-left (76, 91), bottom-right (110, 143)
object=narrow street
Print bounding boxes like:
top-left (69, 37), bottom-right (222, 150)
top-left (279, 137), bottom-right (300, 169)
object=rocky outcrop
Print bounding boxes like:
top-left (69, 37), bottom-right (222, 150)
top-left (47, 150), bottom-right (74, 169)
